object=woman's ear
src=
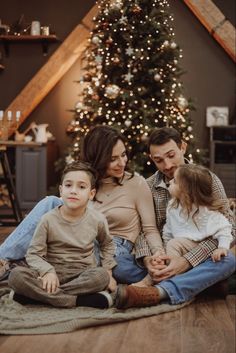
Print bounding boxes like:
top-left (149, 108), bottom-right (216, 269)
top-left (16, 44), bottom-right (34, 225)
top-left (59, 185), bottom-right (62, 196)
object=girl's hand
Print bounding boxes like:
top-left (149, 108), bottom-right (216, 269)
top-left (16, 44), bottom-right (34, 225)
top-left (40, 272), bottom-right (60, 293)
top-left (211, 248), bottom-right (228, 262)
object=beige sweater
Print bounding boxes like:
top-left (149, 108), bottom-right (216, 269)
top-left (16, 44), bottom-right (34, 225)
top-left (94, 172), bottom-right (163, 253)
top-left (26, 207), bottom-right (116, 277)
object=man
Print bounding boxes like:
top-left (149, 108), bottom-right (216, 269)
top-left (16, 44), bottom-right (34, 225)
top-left (115, 127), bottom-right (236, 309)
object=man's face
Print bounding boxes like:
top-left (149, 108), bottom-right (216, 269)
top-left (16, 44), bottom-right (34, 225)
top-left (149, 139), bottom-right (186, 180)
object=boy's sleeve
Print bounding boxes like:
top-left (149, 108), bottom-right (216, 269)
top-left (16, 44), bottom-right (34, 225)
top-left (26, 218), bottom-right (56, 277)
top-left (96, 217), bottom-right (117, 270)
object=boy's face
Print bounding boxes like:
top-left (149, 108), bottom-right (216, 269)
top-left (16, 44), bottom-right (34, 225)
top-left (59, 171), bottom-right (96, 210)
top-left (149, 139), bottom-right (186, 180)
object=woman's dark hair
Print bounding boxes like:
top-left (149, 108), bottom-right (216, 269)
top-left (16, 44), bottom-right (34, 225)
top-left (81, 125), bottom-right (133, 184)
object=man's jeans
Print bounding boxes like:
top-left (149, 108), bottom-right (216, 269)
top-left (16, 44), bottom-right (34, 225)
top-left (0, 196), bottom-right (235, 299)
top-left (157, 253), bottom-right (236, 304)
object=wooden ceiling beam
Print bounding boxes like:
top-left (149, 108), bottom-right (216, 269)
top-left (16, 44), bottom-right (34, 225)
top-left (183, 0), bottom-right (236, 62)
top-left (6, 4), bottom-right (97, 135)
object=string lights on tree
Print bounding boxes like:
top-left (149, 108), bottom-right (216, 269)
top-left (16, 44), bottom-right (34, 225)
top-left (66, 0), bottom-right (201, 174)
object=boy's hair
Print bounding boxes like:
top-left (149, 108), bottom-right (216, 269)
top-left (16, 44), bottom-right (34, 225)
top-left (172, 164), bottom-right (225, 218)
top-left (147, 127), bottom-right (182, 152)
top-left (61, 161), bottom-right (98, 189)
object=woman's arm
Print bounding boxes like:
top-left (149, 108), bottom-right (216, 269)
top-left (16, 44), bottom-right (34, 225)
top-left (135, 177), bottom-right (164, 254)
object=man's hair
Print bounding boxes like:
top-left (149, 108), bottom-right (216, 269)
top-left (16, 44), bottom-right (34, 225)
top-left (61, 161), bottom-right (98, 189)
top-left (147, 127), bottom-right (182, 152)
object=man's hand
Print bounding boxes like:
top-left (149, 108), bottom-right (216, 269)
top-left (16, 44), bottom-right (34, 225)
top-left (40, 272), bottom-right (60, 293)
top-left (149, 255), bottom-right (191, 283)
top-left (211, 248), bottom-right (228, 262)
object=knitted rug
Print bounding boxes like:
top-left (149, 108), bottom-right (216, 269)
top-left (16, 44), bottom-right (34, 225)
top-left (0, 281), bottom-right (193, 335)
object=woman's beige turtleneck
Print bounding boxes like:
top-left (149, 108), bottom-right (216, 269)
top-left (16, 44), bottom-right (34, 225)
top-left (93, 172), bottom-right (163, 254)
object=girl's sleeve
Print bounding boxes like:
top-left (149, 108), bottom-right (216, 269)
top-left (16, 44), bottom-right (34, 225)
top-left (207, 212), bottom-right (233, 249)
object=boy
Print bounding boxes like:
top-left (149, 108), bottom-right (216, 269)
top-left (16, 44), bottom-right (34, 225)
top-left (9, 162), bottom-right (117, 309)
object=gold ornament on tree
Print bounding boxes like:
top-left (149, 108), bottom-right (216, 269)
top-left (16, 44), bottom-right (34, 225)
top-left (105, 84), bottom-right (120, 99)
top-left (154, 73), bottom-right (161, 81)
top-left (131, 4), bottom-right (142, 14)
top-left (177, 95), bottom-right (188, 111)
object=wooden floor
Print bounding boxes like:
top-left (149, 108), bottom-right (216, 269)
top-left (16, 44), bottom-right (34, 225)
top-left (0, 227), bottom-right (235, 353)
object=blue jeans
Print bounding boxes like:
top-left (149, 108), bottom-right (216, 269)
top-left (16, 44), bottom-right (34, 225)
top-left (156, 253), bottom-right (236, 304)
top-left (112, 236), bottom-right (148, 284)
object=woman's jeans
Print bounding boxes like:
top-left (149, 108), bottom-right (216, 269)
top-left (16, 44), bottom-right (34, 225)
top-left (0, 196), bottom-right (235, 301)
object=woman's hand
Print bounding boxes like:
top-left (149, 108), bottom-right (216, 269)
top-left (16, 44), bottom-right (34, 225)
top-left (143, 255), bottom-right (167, 273)
top-left (211, 248), bottom-right (228, 262)
top-left (40, 272), bottom-right (60, 293)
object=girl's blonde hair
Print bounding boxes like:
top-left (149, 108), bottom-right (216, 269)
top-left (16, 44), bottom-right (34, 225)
top-left (172, 164), bottom-right (225, 220)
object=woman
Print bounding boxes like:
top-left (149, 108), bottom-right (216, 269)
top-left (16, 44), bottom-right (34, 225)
top-left (0, 125), bottom-right (164, 284)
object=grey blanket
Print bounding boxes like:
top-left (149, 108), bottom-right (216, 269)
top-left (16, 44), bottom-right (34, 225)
top-left (0, 281), bottom-right (193, 335)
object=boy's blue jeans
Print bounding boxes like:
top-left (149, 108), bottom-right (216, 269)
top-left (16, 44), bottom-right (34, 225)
top-left (0, 196), bottom-right (235, 303)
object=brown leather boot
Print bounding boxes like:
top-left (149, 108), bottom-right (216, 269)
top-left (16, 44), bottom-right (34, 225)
top-left (115, 284), bottom-right (161, 309)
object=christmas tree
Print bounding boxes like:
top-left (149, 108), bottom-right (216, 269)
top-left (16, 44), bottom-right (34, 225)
top-left (66, 0), bottom-right (200, 175)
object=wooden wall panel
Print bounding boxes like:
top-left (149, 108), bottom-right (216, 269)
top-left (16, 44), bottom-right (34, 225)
top-left (184, 0), bottom-right (236, 62)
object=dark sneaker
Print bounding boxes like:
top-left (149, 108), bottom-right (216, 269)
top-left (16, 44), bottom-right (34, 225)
top-left (115, 284), bottom-right (161, 309)
top-left (76, 291), bottom-right (113, 309)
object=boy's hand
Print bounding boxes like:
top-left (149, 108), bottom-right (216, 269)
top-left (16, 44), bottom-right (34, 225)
top-left (211, 248), bottom-right (228, 262)
top-left (40, 272), bottom-right (60, 293)
top-left (107, 270), bottom-right (117, 292)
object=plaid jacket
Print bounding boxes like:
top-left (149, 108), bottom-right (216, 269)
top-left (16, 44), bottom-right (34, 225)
top-left (135, 170), bottom-right (236, 267)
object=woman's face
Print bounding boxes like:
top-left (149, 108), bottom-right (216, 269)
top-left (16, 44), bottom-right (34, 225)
top-left (105, 139), bottom-right (128, 178)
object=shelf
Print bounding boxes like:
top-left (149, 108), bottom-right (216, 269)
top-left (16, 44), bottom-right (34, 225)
top-left (0, 34), bottom-right (59, 56)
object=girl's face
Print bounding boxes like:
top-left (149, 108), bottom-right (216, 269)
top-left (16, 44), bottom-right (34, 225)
top-left (105, 139), bottom-right (128, 179)
top-left (168, 169), bottom-right (181, 199)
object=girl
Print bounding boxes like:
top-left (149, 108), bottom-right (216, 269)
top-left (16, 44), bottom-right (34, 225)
top-left (163, 164), bottom-right (232, 261)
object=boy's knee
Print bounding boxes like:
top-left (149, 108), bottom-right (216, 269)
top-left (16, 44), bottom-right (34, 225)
top-left (8, 266), bottom-right (26, 289)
